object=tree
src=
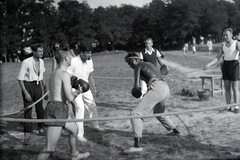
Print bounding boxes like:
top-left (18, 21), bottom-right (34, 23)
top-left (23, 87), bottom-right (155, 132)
top-left (57, 0), bottom-right (94, 51)
top-left (165, 0), bottom-right (202, 43)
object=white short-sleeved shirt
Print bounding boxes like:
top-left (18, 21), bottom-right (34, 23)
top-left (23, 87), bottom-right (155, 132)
top-left (18, 57), bottom-right (45, 82)
top-left (139, 47), bottom-right (161, 60)
top-left (67, 56), bottom-right (94, 82)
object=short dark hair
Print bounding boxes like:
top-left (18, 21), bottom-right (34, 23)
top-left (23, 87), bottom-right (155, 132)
top-left (59, 42), bottom-right (70, 51)
top-left (55, 49), bottom-right (69, 64)
top-left (31, 43), bottom-right (43, 52)
top-left (145, 38), bottom-right (153, 43)
top-left (124, 52), bottom-right (139, 62)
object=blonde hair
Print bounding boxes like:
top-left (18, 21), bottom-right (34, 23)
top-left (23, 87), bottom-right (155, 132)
top-left (144, 38), bottom-right (153, 43)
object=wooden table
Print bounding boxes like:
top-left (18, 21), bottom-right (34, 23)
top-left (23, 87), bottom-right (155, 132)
top-left (199, 75), bottom-right (223, 96)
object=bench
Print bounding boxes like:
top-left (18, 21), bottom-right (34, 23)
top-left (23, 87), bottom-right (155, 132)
top-left (199, 75), bottom-right (224, 96)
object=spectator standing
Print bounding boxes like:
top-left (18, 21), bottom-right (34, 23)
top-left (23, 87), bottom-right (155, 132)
top-left (139, 38), bottom-right (165, 95)
top-left (207, 38), bottom-right (213, 55)
top-left (204, 28), bottom-right (240, 110)
top-left (67, 51), bottom-right (104, 142)
top-left (17, 43), bottom-right (47, 145)
top-left (182, 42), bottom-right (189, 58)
top-left (192, 37), bottom-right (197, 55)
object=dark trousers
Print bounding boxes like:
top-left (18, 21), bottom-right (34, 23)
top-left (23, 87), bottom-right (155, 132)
top-left (22, 81), bottom-right (45, 133)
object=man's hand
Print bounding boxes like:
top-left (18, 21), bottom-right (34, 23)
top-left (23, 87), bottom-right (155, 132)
top-left (24, 92), bottom-right (32, 102)
top-left (203, 65), bottom-right (210, 70)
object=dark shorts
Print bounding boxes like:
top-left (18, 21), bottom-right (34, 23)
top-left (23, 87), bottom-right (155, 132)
top-left (44, 101), bottom-right (68, 127)
top-left (222, 60), bottom-right (239, 81)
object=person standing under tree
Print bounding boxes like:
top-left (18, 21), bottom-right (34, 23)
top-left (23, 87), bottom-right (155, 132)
top-left (192, 36), bottom-right (197, 55)
top-left (17, 43), bottom-right (47, 145)
top-left (182, 42), bottom-right (189, 58)
top-left (139, 38), bottom-right (165, 96)
top-left (207, 38), bottom-right (213, 55)
top-left (204, 28), bottom-right (240, 110)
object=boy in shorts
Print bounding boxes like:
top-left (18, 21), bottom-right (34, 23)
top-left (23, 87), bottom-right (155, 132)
top-left (37, 49), bottom-right (90, 160)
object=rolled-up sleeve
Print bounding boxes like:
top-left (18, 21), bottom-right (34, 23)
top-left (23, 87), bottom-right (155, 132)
top-left (18, 61), bottom-right (27, 80)
top-left (156, 50), bottom-right (161, 58)
top-left (139, 52), bottom-right (143, 60)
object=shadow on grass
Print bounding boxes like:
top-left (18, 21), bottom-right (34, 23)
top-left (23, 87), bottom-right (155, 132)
top-left (0, 148), bottom-right (65, 160)
top-left (83, 126), bottom-right (239, 160)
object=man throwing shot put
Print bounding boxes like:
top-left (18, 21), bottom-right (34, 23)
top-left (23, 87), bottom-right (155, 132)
top-left (37, 49), bottom-right (89, 160)
top-left (123, 52), bottom-right (181, 154)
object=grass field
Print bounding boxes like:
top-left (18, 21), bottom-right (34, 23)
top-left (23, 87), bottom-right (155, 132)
top-left (0, 50), bottom-right (240, 160)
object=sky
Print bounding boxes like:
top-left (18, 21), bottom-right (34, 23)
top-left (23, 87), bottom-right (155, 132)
top-left (54, 0), bottom-right (153, 8)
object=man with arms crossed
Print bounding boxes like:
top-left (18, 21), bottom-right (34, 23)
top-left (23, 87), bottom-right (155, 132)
top-left (37, 49), bottom-right (89, 160)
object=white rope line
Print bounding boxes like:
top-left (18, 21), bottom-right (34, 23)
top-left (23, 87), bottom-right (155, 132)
top-left (0, 103), bottom-right (239, 123)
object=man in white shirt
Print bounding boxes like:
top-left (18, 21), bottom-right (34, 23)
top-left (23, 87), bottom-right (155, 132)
top-left (18, 43), bottom-right (47, 145)
top-left (67, 51), bottom-right (104, 142)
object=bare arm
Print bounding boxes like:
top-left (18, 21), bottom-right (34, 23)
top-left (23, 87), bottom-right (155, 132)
top-left (156, 57), bottom-right (163, 66)
top-left (89, 71), bottom-right (98, 94)
top-left (156, 49), bottom-right (163, 66)
top-left (203, 44), bottom-right (224, 69)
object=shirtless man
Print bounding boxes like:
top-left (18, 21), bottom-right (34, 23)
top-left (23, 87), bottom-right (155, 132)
top-left (123, 52), bottom-right (181, 154)
top-left (37, 49), bottom-right (89, 160)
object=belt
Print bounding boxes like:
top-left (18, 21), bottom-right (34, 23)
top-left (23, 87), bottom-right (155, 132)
top-left (147, 78), bottom-right (166, 88)
top-left (25, 80), bottom-right (41, 85)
